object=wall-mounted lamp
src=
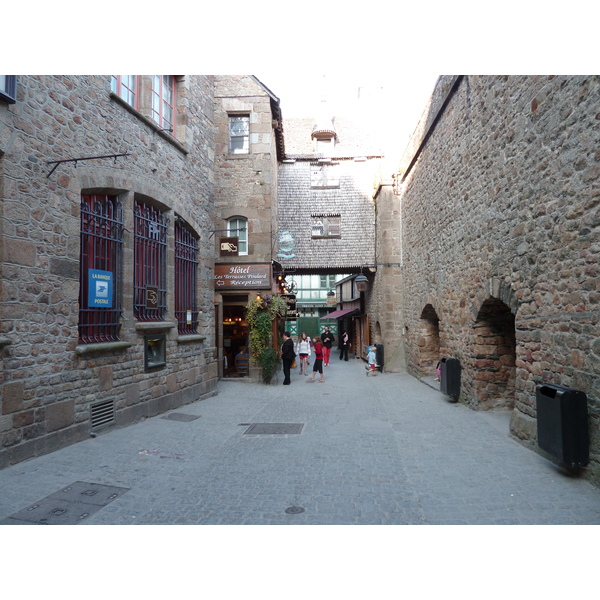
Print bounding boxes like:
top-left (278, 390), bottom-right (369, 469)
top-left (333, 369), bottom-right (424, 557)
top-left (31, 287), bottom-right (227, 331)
top-left (326, 290), bottom-right (336, 306)
top-left (355, 273), bottom-right (368, 293)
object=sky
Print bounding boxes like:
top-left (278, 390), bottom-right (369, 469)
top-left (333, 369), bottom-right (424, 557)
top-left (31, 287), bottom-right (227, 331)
top-left (255, 71), bottom-right (440, 153)
top-left (256, 72), bottom-right (438, 119)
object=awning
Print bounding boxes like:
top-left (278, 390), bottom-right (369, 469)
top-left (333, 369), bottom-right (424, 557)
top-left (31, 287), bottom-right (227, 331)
top-left (320, 308), bottom-right (359, 320)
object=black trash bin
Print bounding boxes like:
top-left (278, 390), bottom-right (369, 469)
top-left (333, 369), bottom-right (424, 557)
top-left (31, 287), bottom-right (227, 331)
top-left (375, 343), bottom-right (384, 373)
top-left (440, 357), bottom-right (461, 399)
top-left (536, 383), bottom-right (589, 467)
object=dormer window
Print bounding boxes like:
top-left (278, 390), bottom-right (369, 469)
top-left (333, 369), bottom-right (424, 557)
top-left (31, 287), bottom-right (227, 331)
top-left (311, 112), bottom-right (337, 155)
top-left (315, 136), bottom-right (333, 154)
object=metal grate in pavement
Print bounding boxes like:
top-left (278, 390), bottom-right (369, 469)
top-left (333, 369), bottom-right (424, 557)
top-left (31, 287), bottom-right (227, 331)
top-left (0, 481), bottom-right (130, 525)
top-left (161, 412), bottom-right (200, 422)
top-left (243, 423), bottom-right (304, 435)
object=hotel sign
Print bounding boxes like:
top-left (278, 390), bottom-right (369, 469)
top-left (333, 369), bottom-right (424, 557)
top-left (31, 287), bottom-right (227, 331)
top-left (214, 263), bottom-right (272, 289)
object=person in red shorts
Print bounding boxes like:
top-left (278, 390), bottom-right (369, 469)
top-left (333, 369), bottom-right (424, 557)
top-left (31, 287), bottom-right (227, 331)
top-left (320, 326), bottom-right (335, 367)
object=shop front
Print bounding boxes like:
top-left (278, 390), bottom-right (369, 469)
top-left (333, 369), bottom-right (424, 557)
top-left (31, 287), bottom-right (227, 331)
top-left (322, 274), bottom-right (371, 360)
top-left (214, 262), bottom-right (275, 379)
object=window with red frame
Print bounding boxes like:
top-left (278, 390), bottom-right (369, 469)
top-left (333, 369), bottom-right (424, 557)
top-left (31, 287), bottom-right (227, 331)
top-left (175, 218), bottom-right (199, 335)
top-left (151, 75), bottom-right (176, 133)
top-left (110, 75), bottom-right (138, 109)
top-left (134, 201), bottom-right (168, 321)
top-left (79, 195), bottom-right (124, 344)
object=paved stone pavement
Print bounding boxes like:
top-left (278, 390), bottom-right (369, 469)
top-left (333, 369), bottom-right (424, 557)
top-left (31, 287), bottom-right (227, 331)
top-left (1, 357), bottom-right (599, 526)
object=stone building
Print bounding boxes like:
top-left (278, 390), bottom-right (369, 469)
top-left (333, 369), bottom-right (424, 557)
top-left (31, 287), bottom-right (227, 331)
top-left (374, 75), bottom-right (600, 483)
top-left (212, 76), bottom-right (285, 380)
top-left (277, 100), bottom-right (385, 355)
top-left (1, 75), bottom-right (217, 467)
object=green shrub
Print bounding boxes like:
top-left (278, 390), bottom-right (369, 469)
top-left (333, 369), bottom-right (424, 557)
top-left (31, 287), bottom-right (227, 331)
top-left (245, 295), bottom-right (287, 384)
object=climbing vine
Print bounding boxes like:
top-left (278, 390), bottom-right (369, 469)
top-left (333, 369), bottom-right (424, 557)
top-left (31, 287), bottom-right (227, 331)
top-left (245, 294), bottom-right (288, 384)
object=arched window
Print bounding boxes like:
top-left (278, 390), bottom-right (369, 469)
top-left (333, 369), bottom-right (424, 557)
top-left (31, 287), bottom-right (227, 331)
top-left (227, 217), bottom-right (248, 255)
top-left (175, 218), bottom-right (199, 335)
top-left (134, 201), bottom-right (169, 321)
top-left (79, 194), bottom-right (124, 344)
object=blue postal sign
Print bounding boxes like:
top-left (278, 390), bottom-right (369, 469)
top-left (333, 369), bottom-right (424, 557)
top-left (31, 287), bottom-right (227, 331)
top-left (88, 269), bottom-right (113, 307)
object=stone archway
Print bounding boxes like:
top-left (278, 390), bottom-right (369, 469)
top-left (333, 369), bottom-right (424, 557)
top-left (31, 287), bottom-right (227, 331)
top-left (472, 297), bottom-right (516, 410)
top-left (418, 304), bottom-right (440, 375)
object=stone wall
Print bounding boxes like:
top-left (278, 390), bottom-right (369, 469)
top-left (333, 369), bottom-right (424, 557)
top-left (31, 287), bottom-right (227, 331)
top-left (213, 75), bottom-right (280, 261)
top-left (370, 183), bottom-right (406, 371)
top-left (0, 75), bottom-right (218, 468)
top-left (394, 75), bottom-right (600, 482)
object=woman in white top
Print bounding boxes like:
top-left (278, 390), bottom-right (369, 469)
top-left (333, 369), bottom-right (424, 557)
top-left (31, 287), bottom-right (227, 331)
top-left (296, 332), bottom-right (312, 375)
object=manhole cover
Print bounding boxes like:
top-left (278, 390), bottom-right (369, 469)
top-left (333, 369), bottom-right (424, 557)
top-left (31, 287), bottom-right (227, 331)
top-left (161, 413), bottom-right (200, 422)
top-left (285, 506), bottom-right (305, 514)
top-left (0, 482), bottom-right (130, 525)
top-left (244, 423), bottom-right (304, 435)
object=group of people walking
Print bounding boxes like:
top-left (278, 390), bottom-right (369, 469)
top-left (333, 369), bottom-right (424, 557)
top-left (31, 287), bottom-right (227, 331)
top-left (280, 326), bottom-right (350, 385)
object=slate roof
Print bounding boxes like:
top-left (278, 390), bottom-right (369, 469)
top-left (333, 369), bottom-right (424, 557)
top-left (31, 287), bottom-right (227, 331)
top-left (277, 112), bottom-right (381, 271)
top-left (283, 116), bottom-right (384, 159)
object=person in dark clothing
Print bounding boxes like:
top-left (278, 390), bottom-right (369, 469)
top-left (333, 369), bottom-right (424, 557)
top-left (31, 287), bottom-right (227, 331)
top-left (320, 326), bottom-right (335, 367)
top-left (280, 331), bottom-right (296, 385)
top-left (339, 330), bottom-right (349, 361)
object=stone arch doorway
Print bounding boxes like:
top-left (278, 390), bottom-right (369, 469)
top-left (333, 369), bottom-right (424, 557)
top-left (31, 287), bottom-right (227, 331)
top-left (418, 304), bottom-right (440, 375)
top-left (472, 298), bottom-right (516, 410)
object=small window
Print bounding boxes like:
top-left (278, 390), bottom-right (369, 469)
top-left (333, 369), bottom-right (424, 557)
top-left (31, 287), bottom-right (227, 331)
top-left (111, 75), bottom-right (138, 109)
top-left (310, 163), bottom-right (339, 188)
top-left (319, 274), bottom-right (337, 289)
top-left (315, 137), bottom-right (334, 154)
top-left (151, 75), bottom-right (176, 133)
top-left (311, 215), bottom-right (341, 239)
top-left (227, 217), bottom-right (248, 255)
top-left (0, 75), bottom-right (17, 104)
top-left (229, 115), bottom-right (250, 154)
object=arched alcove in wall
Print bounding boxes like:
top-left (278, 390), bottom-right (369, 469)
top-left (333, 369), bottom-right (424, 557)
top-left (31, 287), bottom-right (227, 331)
top-left (418, 304), bottom-right (440, 375)
top-left (472, 297), bottom-right (516, 410)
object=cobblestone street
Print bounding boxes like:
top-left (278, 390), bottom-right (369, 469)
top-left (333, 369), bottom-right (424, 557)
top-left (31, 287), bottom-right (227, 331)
top-left (2, 358), bottom-right (599, 526)
top-left (2, 357), bottom-right (598, 596)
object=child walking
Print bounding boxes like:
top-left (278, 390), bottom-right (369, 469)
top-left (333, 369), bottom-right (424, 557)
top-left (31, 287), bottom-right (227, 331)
top-left (307, 336), bottom-right (325, 383)
top-left (366, 345), bottom-right (378, 376)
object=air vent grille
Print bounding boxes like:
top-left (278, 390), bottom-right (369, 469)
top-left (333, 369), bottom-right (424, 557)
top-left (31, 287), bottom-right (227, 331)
top-left (90, 399), bottom-right (115, 429)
